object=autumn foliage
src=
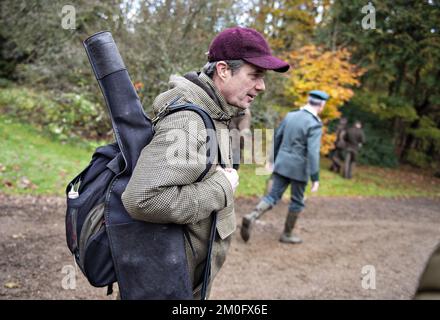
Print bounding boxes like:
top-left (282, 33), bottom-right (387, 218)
top-left (284, 45), bottom-right (365, 154)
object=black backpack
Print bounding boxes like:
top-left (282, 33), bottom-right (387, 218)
top-left (65, 31), bottom-right (219, 300)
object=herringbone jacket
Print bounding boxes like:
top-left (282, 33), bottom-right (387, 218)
top-left (121, 72), bottom-right (238, 298)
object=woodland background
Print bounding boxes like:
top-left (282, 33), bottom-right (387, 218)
top-left (0, 0), bottom-right (439, 182)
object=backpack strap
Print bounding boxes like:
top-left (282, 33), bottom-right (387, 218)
top-left (107, 283), bottom-right (114, 295)
top-left (201, 212), bottom-right (217, 300)
top-left (162, 103), bottom-right (223, 300)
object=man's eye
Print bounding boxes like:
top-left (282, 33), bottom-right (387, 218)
top-left (251, 74), bottom-right (264, 79)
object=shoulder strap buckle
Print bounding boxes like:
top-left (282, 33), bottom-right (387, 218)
top-left (152, 96), bottom-right (182, 125)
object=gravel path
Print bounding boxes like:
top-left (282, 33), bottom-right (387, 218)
top-left (0, 194), bottom-right (439, 299)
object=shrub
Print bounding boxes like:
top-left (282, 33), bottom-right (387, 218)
top-left (0, 86), bottom-right (111, 140)
top-left (357, 126), bottom-right (399, 168)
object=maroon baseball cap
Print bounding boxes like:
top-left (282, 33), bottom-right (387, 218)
top-left (207, 27), bottom-right (290, 73)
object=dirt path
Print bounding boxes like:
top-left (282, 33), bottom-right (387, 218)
top-left (0, 194), bottom-right (439, 300)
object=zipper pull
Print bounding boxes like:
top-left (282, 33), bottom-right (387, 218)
top-left (68, 184), bottom-right (79, 199)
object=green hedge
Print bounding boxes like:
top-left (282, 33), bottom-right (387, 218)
top-left (0, 86), bottom-right (111, 140)
top-left (338, 103), bottom-right (399, 168)
top-left (357, 125), bottom-right (399, 168)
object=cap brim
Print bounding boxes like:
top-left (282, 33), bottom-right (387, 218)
top-left (244, 55), bottom-right (290, 73)
top-left (309, 93), bottom-right (329, 101)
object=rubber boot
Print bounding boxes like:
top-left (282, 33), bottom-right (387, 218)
top-left (241, 200), bottom-right (272, 242)
top-left (279, 211), bottom-right (302, 244)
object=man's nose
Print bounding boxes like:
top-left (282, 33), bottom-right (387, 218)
top-left (255, 78), bottom-right (265, 92)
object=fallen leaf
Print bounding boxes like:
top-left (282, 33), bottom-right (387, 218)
top-left (3, 180), bottom-right (14, 188)
top-left (17, 177), bottom-right (34, 189)
top-left (0, 163), bottom-right (5, 172)
top-left (4, 282), bottom-right (20, 289)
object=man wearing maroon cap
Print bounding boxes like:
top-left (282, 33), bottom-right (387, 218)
top-left (207, 26), bottom-right (290, 71)
top-left (122, 26), bottom-right (289, 299)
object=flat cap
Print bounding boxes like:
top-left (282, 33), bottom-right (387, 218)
top-left (208, 27), bottom-right (290, 73)
top-left (309, 90), bottom-right (329, 101)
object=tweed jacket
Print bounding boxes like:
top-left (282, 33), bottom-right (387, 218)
top-left (273, 107), bottom-right (323, 183)
top-left (121, 71), bottom-right (238, 298)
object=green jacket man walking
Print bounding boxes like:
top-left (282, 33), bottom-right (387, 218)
top-left (241, 90), bottom-right (329, 244)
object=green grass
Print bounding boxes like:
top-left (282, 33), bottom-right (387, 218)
top-left (0, 116), bottom-right (99, 195)
top-left (1, 115), bottom-right (439, 198)
top-left (236, 158), bottom-right (440, 198)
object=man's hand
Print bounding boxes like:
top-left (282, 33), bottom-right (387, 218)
top-left (217, 166), bottom-right (239, 193)
top-left (311, 181), bottom-right (319, 193)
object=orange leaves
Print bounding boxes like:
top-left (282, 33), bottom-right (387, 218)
top-left (134, 82), bottom-right (144, 91)
top-left (284, 45), bottom-right (365, 154)
top-left (285, 45), bottom-right (364, 116)
top-left (321, 128), bottom-right (336, 156)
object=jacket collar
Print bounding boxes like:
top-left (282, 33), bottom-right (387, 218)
top-left (153, 71), bottom-right (242, 122)
top-left (302, 104), bottom-right (321, 122)
top-left (184, 72), bottom-right (242, 120)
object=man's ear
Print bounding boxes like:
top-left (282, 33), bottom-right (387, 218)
top-left (215, 61), bottom-right (230, 81)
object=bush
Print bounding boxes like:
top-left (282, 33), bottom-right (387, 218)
top-left (0, 78), bottom-right (13, 88)
top-left (339, 101), bottom-right (399, 168)
top-left (405, 149), bottom-right (429, 168)
top-left (0, 86), bottom-right (111, 141)
top-left (357, 125), bottom-right (399, 168)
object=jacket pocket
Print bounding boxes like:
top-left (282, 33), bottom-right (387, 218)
top-left (216, 208), bottom-right (236, 240)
